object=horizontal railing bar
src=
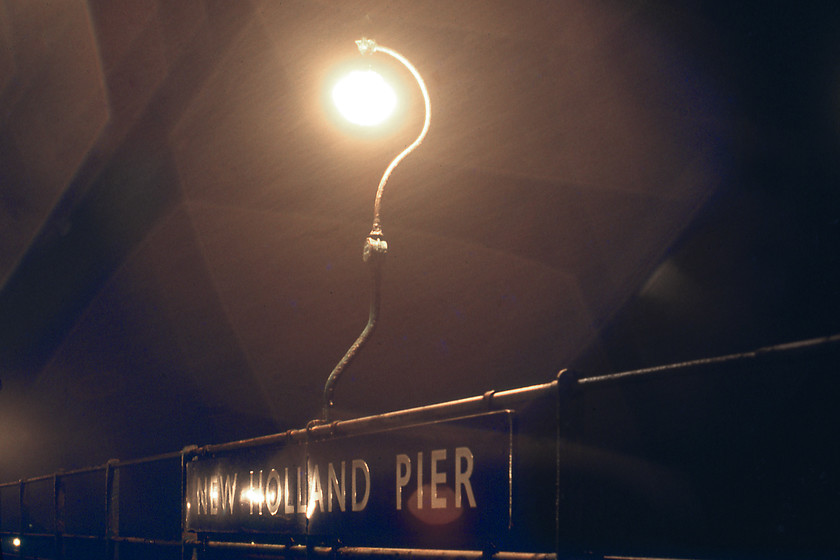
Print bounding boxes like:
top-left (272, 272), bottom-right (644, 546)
top-left (0, 464), bottom-right (111, 487)
top-left (194, 379), bottom-right (560, 455)
top-left (108, 535), bottom-right (181, 546)
top-left (0, 532), bottom-right (553, 558)
top-left (59, 533), bottom-right (104, 540)
top-left (604, 556), bottom-right (701, 560)
top-left (0, 450), bottom-right (187, 488)
top-left (0, 532), bottom-right (180, 546)
top-left (53, 465), bottom-right (106, 477)
top-left (579, 333), bottom-right (840, 387)
top-left (202, 541), bottom-right (556, 560)
top-left (2, 532), bottom-right (54, 538)
top-left (338, 547), bottom-right (556, 560)
top-left (0, 476), bottom-right (48, 487)
top-left (110, 449), bottom-right (184, 468)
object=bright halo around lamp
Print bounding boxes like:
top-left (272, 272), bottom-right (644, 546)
top-left (332, 69), bottom-right (397, 126)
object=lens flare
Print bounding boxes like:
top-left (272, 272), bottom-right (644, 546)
top-left (332, 70), bottom-right (397, 126)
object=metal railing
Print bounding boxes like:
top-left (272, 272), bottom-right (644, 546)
top-left (1, 451), bottom-right (184, 559)
top-left (2, 334), bottom-right (838, 560)
top-left (1, 378), bottom-right (562, 560)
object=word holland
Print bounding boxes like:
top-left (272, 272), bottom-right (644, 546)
top-left (195, 446), bottom-right (477, 517)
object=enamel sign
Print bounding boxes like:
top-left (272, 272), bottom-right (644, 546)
top-left (185, 411), bottom-right (514, 549)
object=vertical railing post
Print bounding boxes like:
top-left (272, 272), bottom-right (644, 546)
top-left (555, 368), bottom-right (579, 559)
top-left (54, 473), bottom-right (65, 560)
top-left (181, 445), bottom-right (198, 560)
top-left (180, 449), bottom-right (188, 560)
top-left (18, 481), bottom-right (25, 560)
top-left (105, 461), bottom-right (119, 560)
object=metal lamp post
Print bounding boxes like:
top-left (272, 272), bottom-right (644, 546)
top-left (320, 38), bottom-right (432, 423)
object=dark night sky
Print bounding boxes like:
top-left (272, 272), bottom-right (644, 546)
top-left (582, 2), bottom-right (840, 368)
top-left (1, 1), bottom-right (839, 482)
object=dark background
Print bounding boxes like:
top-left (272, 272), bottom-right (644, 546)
top-left (1, 1), bottom-right (838, 483)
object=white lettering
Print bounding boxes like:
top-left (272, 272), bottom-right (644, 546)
top-left (284, 468), bottom-right (295, 514)
top-left (222, 473), bottom-right (237, 513)
top-left (430, 449), bottom-right (447, 509)
top-left (417, 451), bottom-right (424, 509)
top-left (210, 477), bottom-right (220, 514)
top-left (351, 459), bottom-right (370, 511)
top-left (197, 477), bottom-right (209, 515)
top-left (194, 447), bottom-right (478, 520)
top-left (266, 469), bottom-right (282, 515)
top-left (248, 470), bottom-right (264, 515)
top-left (328, 461), bottom-right (346, 512)
top-left (296, 466), bottom-right (306, 513)
top-left (395, 454), bottom-right (411, 510)
top-left (308, 463), bottom-right (324, 517)
top-left (455, 447), bottom-right (476, 508)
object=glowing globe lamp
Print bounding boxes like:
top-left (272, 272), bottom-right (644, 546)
top-left (332, 69), bottom-right (397, 126)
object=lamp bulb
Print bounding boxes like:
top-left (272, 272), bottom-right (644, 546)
top-left (332, 69), bottom-right (397, 127)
